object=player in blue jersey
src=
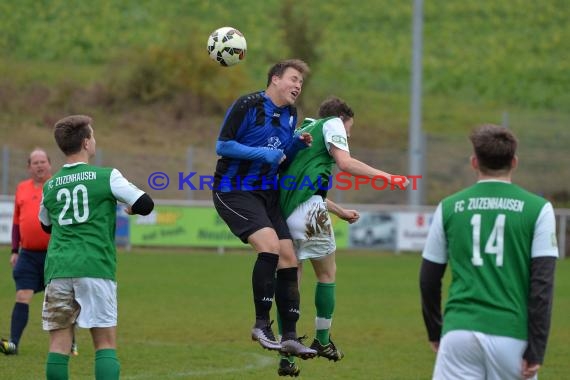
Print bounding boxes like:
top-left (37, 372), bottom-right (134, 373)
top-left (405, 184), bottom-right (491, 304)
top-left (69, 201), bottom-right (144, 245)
top-left (212, 59), bottom-right (316, 359)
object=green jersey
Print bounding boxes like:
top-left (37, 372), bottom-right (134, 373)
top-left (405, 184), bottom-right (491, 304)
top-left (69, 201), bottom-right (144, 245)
top-left (280, 117), bottom-right (349, 218)
top-left (39, 163), bottom-right (144, 282)
top-left (422, 181), bottom-right (559, 340)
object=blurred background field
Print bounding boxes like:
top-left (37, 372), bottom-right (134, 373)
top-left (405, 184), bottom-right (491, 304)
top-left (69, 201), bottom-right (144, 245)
top-left (0, 0), bottom-right (568, 206)
top-left (0, 248), bottom-right (569, 380)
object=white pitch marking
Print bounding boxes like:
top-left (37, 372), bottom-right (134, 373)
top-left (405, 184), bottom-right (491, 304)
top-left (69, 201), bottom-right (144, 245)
top-left (122, 347), bottom-right (275, 379)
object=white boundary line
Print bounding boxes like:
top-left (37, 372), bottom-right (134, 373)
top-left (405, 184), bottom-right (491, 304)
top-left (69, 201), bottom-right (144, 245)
top-left (121, 345), bottom-right (275, 379)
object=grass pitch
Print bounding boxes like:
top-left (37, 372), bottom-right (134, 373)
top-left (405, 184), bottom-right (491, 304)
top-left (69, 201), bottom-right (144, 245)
top-left (0, 248), bottom-right (568, 379)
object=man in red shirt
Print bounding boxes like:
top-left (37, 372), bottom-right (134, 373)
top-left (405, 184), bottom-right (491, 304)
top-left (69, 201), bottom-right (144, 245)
top-left (1, 149), bottom-right (53, 355)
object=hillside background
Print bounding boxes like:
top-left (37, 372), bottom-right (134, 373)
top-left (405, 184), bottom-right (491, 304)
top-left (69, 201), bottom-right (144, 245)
top-left (0, 0), bottom-right (568, 205)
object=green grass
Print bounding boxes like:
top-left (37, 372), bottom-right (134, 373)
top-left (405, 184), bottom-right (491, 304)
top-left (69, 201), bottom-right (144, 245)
top-left (1, 1), bottom-right (569, 114)
top-left (0, 248), bottom-right (569, 379)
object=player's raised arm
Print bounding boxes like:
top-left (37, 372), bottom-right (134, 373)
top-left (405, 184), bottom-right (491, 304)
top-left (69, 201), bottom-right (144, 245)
top-left (330, 146), bottom-right (409, 188)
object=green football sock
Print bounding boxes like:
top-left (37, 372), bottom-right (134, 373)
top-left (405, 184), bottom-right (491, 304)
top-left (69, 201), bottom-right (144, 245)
top-left (46, 352), bottom-right (69, 380)
top-left (276, 307), bottom-right (283, 337)
top-left (315, 282), bottom-right (336, 345)
top-left (95, 349), bottom-right (121, 380)
top-left (283, 355), bottom-right (295, 363)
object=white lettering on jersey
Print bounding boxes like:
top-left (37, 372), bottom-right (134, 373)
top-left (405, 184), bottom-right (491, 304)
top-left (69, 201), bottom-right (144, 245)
top-left (55, 171), bottom-right (97, 187)
top-left (466, 197), bottom-right (525, 212)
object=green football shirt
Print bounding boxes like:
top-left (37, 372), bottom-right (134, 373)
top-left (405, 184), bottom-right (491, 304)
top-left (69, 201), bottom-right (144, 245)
top-left (422, 180), bottom-right (559, 340)
top-left (39, 163), bottom-right (144, 282)
top-left (280, 117), bottom-right (349, 218)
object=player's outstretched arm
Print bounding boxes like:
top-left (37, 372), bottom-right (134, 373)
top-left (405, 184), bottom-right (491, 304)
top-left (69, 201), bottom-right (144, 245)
top-left (330, 146), bottom-right (409, 188)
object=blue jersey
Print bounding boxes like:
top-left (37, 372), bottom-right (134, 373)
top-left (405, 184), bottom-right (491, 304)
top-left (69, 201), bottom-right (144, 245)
top-left (214, 91), bottom-right (298, 191)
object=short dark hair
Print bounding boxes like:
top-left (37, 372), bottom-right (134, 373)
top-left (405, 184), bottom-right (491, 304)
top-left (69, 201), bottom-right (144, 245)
top-left (469, 124), bottom-right (517, 174)
top-left (318, 96), bottom-right (354, 119)
top-left (53, 115), bottom-right (93, 156)
top-left (266, 59), bottom-right (310, 87)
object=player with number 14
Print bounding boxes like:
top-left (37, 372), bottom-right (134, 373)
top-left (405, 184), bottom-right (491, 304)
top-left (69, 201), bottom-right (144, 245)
top-left (419, 124), bottom-right (558, 380)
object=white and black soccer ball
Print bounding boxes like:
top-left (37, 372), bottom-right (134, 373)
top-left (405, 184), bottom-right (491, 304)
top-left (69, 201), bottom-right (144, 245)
top-left (207, 26), bottom-right (247, 67)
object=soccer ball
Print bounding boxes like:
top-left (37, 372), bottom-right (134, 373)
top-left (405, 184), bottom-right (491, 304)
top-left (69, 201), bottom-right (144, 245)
top-left (207, 26), bottom-right (247, 67)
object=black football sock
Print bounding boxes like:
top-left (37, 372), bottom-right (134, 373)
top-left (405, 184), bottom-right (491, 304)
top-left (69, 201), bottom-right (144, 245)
top-left (275, 267), bottom-right (300, 340)
top-left (252, 252), bottom-right (279, 323)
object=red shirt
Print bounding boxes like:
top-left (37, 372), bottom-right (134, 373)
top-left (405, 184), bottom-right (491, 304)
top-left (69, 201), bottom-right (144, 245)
top-left (12, 178), bottom-right (50, 251)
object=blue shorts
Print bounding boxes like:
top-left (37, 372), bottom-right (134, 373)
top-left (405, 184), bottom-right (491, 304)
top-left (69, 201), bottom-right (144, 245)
top-left (13, 249), bottom-right (47, 293)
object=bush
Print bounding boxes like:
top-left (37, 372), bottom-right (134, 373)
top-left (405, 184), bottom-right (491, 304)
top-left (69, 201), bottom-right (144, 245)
top-left (102, 36), bottom-right (250, 113)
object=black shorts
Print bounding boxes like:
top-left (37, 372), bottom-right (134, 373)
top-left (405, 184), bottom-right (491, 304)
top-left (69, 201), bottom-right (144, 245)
top-left (13, 249), bottom-right (47, 293)
top-left (213, 190), bottom-right (292, 243)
